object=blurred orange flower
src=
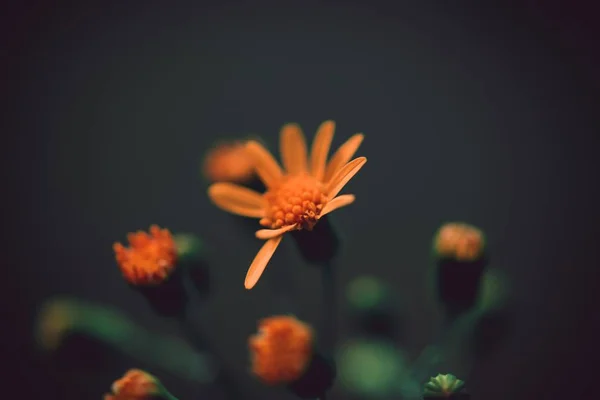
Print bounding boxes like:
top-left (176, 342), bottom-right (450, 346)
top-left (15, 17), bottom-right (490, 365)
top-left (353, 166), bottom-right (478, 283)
top-left (113, 225), bottom-right (178, 286)
top-left (249, 315), bottom-right (314, 385)
top-left (104, 369), bottom-right (163, 400)
top-left (434, 222), bottom-right (485, 262)
top-left (208, 120), bottom-right (366, 289)
top-left (202, 140), bottom-right (256, 183)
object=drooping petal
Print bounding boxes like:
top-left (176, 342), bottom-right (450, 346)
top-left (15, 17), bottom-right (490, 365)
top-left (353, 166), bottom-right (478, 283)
top-left (245, 141), bottom-right (283, 188)
top-left (309, 120), bottom-right (335, 181)
top-left (324, 133), bottom-right (364, 183)
top-left (245, 236), bottom-right (283, 289)
top-left (320, 194), bottom-right (355, 218)
top-left (326, 157), bottom-right (367, 199)
top-left (255, 224), bottom-right (297, 240)
top-left (208, 182), bottom-right (266, 218)
top-left (280, 123), bottom-right (308, 175)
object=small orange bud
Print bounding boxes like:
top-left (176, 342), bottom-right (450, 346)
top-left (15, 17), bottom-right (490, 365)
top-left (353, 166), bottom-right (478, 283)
top-left (434, 222), bottom-right (485, 262)
top-left (113, 225), bottom-right (177, 286)
top-left (105, 369), bottom-right (163, 399)
top-left (202, 140), bottom-right (256, 183)
top-left (249, 315), bottom-right (314, 385)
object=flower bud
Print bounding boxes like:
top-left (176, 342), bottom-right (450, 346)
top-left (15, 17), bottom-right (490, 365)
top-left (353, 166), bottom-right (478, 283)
top-left (113, 225), bottom-right (187, 317)
top-left (104, 369), bottom-right (173, 400)
top-left (249, 315), bottom-right (335, 399)
top-left (432, 222), bottom-right (488, 318)
top-left (423, 373), bottom-right (469, 399)
top-left (202, 140), bottom-right (257, 185)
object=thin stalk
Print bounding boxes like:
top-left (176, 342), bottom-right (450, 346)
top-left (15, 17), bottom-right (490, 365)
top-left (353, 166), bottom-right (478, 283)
top-left (177, 314), bottom-right (243, 400)
top-left (409, 314), bottom-right (455, 392)
top-left (320, 261), bottom-right (336, 356)
top-left (270, 243), bottom-right (297, 314)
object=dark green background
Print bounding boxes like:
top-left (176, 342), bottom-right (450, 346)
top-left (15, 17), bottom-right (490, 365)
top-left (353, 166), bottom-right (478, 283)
top-left (4, 1), bottom-right (599, 399)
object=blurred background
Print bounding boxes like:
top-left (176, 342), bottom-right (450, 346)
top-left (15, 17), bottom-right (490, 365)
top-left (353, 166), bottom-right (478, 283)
top-left (3, 1), bottom-right (599, 399)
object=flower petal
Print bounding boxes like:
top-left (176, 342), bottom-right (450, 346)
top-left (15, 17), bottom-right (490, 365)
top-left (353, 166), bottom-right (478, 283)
top-left (320, 194), bottom-right (355, 218)
top-left (245, 140), bottom-right (283, 188)
top-left (255, 224), bottom-right (298, 240)
top-left (326, 157), bottom-right (367, 199)
top-left (245, 236), bottom-right (283, 289)
top-left (309, 120), bottom-right (335, 181)
top-left (280, 123), bottom-right (308, 175)
top-left (208, 182), bottom-right (265, 218)
top-left (324, 133), bottom-right (364, 183)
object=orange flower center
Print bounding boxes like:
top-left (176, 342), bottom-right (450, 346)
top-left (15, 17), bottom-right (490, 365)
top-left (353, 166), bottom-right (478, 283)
top-left (259, 174), bottom-right (328, 231)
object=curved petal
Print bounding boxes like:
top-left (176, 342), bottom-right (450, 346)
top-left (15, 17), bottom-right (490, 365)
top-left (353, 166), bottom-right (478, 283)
top-left (255, 224), bottom-right (297, 240)
top-left (309, 120), bottom-right (335, 181)
top-left (324, 133), bottom-right (364, 183)
top-left (245, 141), bottom-right (283, 188)
top-left (326, 157), bottom-right (367, 199)
top-left (280, 123), bottom-right (308, 175)
top-left (244, 236), bottom-right (283, 289)
top-left (319, 194), bottom-right (355, 218)
top-left (208, 182), bottom-right (265, 218)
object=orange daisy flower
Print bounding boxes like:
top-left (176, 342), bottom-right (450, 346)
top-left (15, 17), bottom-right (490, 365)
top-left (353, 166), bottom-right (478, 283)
top-left (202, 140), bottom-right (256, 183)
top-left (104, 369), bottom-right (164, 400)
top-left (434, 222), bottom-right (486, 262)
top-left (208, 120), bottom-right (366, 289)
top-left (249, 315), bottom-right (314, 385)
top-left (113, 225), bottom-right (178, 286)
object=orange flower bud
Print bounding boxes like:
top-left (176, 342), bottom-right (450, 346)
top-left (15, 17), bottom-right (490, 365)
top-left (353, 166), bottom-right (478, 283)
top-left (202, 140), bottom-right (256, 183)
top-left (113, 225), bottom-right (177, 286)
top-left (249, 315), bottom-right (314, 385)
top-left (104, 369), bottom-right (165, 399)
top-left (434, 222), bottom-right (485, 262)
top-left (433, 222), bottom-right (489, 316)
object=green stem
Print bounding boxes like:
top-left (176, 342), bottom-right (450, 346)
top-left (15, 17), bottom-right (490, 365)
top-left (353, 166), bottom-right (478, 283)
top-left (270, 247), bottom-right (297, 314)
top-left (321, 261), bottom-right (336, 356)
top-left (410, 314), bottom-right (455, 389)
top-left (177, 315), bottom-right (242, 400)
